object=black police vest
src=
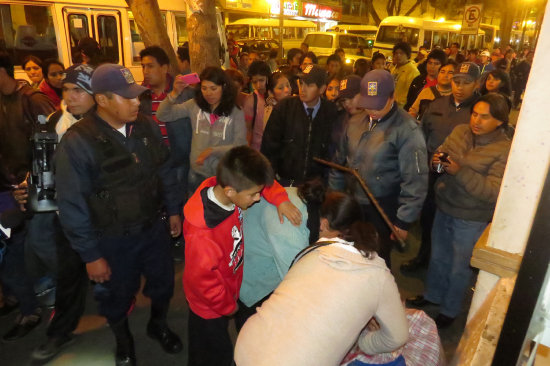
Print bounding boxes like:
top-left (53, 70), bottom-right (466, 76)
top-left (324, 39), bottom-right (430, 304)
top-left (71, 115), bottom-right (167, 235)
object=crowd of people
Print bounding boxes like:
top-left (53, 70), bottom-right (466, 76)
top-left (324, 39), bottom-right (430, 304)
top-left (0, 33), bottom-right (534, 366)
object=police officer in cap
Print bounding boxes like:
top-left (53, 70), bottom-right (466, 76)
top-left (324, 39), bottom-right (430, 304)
top-left (55, 64), bottom-right (183, 366)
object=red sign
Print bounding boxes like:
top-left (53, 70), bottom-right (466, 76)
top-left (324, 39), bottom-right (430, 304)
top-left (302, 3), bottom-right (341, 20)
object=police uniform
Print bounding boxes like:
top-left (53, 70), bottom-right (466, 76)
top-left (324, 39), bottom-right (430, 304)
top-left (54, 64), bottom-right (182, 365)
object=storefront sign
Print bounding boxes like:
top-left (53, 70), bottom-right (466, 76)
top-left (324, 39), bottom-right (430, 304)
top-left (270, 1), bottom-right (300, 16)
top-left (302, 3), bottom-right (340, 20)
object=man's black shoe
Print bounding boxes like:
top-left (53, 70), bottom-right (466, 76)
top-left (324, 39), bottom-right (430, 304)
top-left (31, 334), bottom-right (75, 363)
top-left (406, 295), bottom-right (438, 308)
top-left (110, 318), bottom-right (136, 366)
top-left (147, 322), bottom-right (183, 354)
top-left (400, 257), bottom-right (428, 272)
top-left (2, 312), bottom-right (41, 342)
top-left (435, 313), bottom-right (455, 329)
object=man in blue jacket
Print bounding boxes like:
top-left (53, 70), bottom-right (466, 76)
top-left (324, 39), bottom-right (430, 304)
top-left (329, 70), bottom-right (428, 267)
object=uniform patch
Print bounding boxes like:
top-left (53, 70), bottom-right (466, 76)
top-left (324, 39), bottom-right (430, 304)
top-left (460, 63), bottom-right (470, 73)
top-left (120, 68), bottom-right (135, 84)
top-left (303, 64), bottom-right (313, 74)
top-left (340, 79), bottom-right (348, 90)
top-left (368, 81), bottom-right (378, 96)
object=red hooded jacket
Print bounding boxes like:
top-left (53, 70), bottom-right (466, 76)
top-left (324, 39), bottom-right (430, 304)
top-left (183, 176), bottom-right (289, 319)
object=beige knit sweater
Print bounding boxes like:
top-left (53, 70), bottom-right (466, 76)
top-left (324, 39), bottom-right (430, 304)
top-left (234, 239), bottom-right (409, 366)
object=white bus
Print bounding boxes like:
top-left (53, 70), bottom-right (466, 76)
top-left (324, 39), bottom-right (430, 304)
top-left (373, 16), bottom-right (485, 58)
top-left (227, 18), bottom-right (317, 54)
top-left (0, 0), bottom-right (228, 83)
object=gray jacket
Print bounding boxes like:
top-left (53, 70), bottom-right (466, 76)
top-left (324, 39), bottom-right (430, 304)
top-left (329, 105), bottom-right (429, 228)
top-left (157, 97), bottom-right (247, 179)
top-left (435, 124), bottom-right (512, 222)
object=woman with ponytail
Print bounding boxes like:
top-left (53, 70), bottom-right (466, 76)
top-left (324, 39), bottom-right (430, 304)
top-left (235, 192), bottom-right (409, 366)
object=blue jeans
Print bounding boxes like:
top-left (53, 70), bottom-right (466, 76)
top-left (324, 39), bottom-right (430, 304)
top-left (424, 209), bottom-right (487, 318)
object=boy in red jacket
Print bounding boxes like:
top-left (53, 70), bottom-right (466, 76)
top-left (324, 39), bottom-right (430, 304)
top-left (183, 146), bottom-right (301, 366)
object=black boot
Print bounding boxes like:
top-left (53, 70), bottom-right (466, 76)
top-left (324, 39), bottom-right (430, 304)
top-left (147, 302), bottom-right (182, 354)
top-left (109, 318), bottom-right (136, 366)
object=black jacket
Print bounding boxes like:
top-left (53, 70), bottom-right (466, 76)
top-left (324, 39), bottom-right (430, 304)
top-left (261, 96), bottom-right (338, 185)
top-left (55, 111), bottom-right (181, 262)
top-left (404, 74), bottom-right (426, 112)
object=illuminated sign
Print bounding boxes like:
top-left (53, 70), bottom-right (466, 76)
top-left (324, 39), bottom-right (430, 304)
top-left (302, 3), bottom-right (340, 20)
top-left (270, 1), bottom-right (300, 16)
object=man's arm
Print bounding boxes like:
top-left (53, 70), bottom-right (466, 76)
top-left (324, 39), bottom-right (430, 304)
top-left (55, 130), bottom-right (103, 263)
top-left (395, 125), bottom-right (429, 230)
top-left (260, 101), bottom-right (287, 174)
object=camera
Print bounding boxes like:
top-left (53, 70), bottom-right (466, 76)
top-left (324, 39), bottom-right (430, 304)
top-left (27, 115), bottom-right (58, 212)
top-left (435, 152), bottom-right (449, 174)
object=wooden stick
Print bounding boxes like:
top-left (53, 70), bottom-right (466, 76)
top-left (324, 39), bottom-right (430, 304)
top-left (314, 158), bottom-right (407, 251)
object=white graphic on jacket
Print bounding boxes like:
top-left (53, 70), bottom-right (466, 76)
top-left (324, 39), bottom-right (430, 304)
top-left (229, 208), bottom-right (244, 273)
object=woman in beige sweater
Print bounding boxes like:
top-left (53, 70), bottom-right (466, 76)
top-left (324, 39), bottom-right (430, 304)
top-left (234, 192), bottom-right (409, 366)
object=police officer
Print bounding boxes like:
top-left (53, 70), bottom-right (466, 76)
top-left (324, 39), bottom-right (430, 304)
top-left (55, 64), bottom-right (183, 366)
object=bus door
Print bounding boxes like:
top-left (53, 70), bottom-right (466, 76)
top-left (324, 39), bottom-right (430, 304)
top-left (62, 7), bottom-right (123, 66)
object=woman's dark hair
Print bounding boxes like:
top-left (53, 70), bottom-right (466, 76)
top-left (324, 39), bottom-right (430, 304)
top-left (225, 68), bottom-right (245, 88)
top-left (22, 55), bottom-right (42, 70)
top-left (300, 51), bottom-right (318, 65)
top-left (248, 60), bottom-right (271, 78)
top-left (267, 71), bottom-right (289, 93)
top-left (41, 59), bottom-right (64, 80)
top-left (195, 66), bottom-right (237, 116)
top-left (471, 92), bottom-right (511, 126)
top-left (392, 42), bottom-right (412, 59)
top-left (177, 46), bottom-right (190, 63)
top-left (455, 54), bottom-right (466, 64)
top-left (320, 192), bottom-right (379, 257)
top-left (480, 69), bottom-right (512, 96)
top-left (494, 58), bottom-right (509, 71)
top-left (371, 52), bottom-right (386, 67)
top-left (353, 58), bottom-right (370, 78)
top-left (286, 48), bottom-right (302, 64)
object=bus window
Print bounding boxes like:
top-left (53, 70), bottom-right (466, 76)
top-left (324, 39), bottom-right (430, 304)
top-left (254, 26), bottom-right (271, 39)
top-left (283, 27), bottom-right (295, 39)
top-left (339, 35), bottom-right (351, 48)
top-left (68, 14), bottom-right (90, 64)
top-left (296, 27), bottom-right (310, 40)
top-left (449, 32), bottom-right (461, 46)
top-left (174, 14), bottom-right (188, 46)
top-left (376, 25), bottom-right (419, 46)
top-left (97, 15), bottom-right (119, 63)
top-left (423, 30), bottom-right (432, 49)
top-left (0, 4), bottom-right (58, 66)
top-left (357, 36), bottom-right (368, 48)
top-left (227, 25), bottom-right (250, 40)
top-left (128, 17), bottom-right (143, 64)
top-left (433, 31), bottom-right (449, 48)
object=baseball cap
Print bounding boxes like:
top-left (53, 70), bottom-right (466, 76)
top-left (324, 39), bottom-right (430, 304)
top-left (91, 63), bottom-right (147, 98)
top-left (480, 50), bottom-right (491, 57)
top-left (337, 74), bottom-right (362, 100)
top-left (356, 69), bottom-right (395, 110)
top-left (298, 65), bottom-right (327, 87)
top-left (63, 63), bottom-right (94, 95)
top-left (453, 62), bottom-right (481, 81)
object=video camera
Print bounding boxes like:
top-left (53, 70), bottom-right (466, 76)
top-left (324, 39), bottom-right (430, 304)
top-left (27, 115), bottom-right (58, 212)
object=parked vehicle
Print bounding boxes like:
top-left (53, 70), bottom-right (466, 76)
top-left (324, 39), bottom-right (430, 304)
top-left (237, 39), bottom-right (280, 60)
top-left (327, 24), bottom-right (378, 47)
top-left (227, 18), bottom-right (316, 55)
top-left (373, 16), bottom-right (485, 59)
top-left (303, 31), bottom-right (370, 64)
top-left (0, 0), bottom-right (228, 83)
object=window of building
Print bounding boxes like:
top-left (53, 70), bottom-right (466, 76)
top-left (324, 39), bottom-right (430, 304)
top-left (0, 4), bottom-right (58, 66)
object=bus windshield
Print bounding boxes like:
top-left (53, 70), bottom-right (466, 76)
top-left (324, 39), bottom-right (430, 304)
top-left (376, 25), bottom-right (420, 46)
top-left (304, 33), bottom-right (333, 48)
top-left (227, 25), bottom-right (250, 40)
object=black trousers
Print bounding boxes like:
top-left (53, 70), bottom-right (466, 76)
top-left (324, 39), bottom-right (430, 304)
top-left (360, 195), bottom-right (399, 269)
top-left (25, 212), bottom-right (88, 337)
top-left (94, 218), bottom-right (174, 323)
top-left (416, 172), bottom-right (438, 265)
top-left (188, 309), bottom-right (233, 366)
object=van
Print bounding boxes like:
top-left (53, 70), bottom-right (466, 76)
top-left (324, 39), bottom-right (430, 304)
top-left (303, 32), bottom-right (370, 65)
top-left (0, 0), bottom-right (228, 83)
